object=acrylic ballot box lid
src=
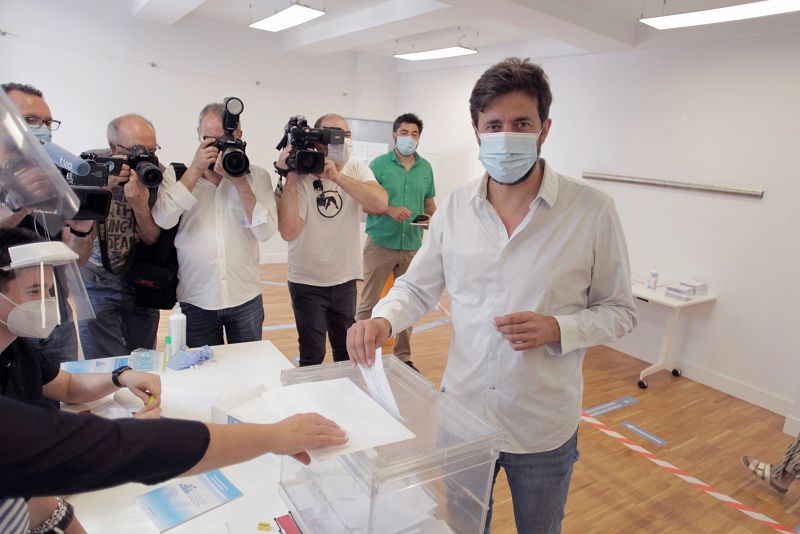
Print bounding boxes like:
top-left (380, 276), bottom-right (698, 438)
top-left (279, 356), bottom-right (503, 491)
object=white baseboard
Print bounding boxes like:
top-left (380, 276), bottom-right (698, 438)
top-left (784, 414), bottom-right (800, 437)
top-left (606, 341), bottom-right (794, 421)
top-left (260, 252), bottom-right (288, 264)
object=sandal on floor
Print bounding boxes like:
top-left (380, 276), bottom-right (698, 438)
top-left (742, 455), bottom-right (788, 494)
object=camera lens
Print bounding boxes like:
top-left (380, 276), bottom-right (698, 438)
top-left (296, 150), bottom-right (324, 175)
top-left (135, 162), bottom-right (163, 188)
top-left (222, 149), bottom-right (249, 177)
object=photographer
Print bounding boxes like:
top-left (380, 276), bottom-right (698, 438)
top-left (78, 114), bottom-right (162, 359)
top-left (2, 82), bottom-right (94, 366)
top-left (153, 102), bottom-right (277, 347)
top-left (275, 113), bottom-right (387, 367)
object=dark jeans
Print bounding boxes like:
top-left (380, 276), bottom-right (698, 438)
top-left (79, 284), bottom-right (159, 359)
top-left (288, 280), bottom-right (356, 366)
top-left (181, 295), bottom-right (265, 348)
top-left (485, 431), bottom-right (579, 534)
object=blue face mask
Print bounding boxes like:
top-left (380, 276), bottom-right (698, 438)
top-left (478, 131), bottom-right (540, 185)
top-left (395, 136), bottom-right (418, 156)
top-left (30, 125), bottom-right (52, 144)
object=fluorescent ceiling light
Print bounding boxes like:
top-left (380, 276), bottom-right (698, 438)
top-left (640, 0), bottom-right (800, 30)
top-left (394, 46), bottom-right (477, 61)
top-left (249, 4), bottom-right (325, 32)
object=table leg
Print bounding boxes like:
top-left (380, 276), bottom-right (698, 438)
top-left (638, 307), bottom-right (681, 387)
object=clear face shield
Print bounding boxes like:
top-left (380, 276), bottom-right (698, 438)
top-left (0, 90), bottom-right (80, 231)
top-left (0, 241), bottom-right (94, 339)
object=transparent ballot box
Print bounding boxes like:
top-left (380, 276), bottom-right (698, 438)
top-left (278, 357), bottom-right (503, 534)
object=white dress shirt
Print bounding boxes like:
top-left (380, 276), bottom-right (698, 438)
top-left (373, 162), bottom-right (637, 454)
top-left (153, 164), bottom-right (277, 310)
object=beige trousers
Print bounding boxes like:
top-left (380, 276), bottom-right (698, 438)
top-left (356, 236), bottom-right (418, 361)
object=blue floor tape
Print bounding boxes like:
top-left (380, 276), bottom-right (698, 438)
top-left (585, 395), bottom-right (639, 417)
top-left (621, 421), bottom-right (667, 446)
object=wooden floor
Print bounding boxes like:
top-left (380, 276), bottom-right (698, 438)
top-left (157, 264), bottom-right (799, 533)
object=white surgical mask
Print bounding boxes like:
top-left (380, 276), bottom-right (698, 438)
top-left (478, 131), bottom-right (540, 185)
top-left (30, 125), bottom-right (52, 144)
top-left (395, 136), bottom-right (417, 157)
top-left (0, 293), bottom-right (59, 338)
top-left (328, 138), bottom-right (352, 166)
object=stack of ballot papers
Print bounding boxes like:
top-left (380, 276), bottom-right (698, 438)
top-left (227, 376), bottom-right (415, 462)
top-left (665, 280), bottom-right (708, 301)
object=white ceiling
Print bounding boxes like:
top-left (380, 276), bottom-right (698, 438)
top-left (133, 0), bottom-right (800, 66)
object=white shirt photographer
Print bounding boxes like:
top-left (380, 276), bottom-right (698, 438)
top-left (153, 164), bottom-right (277, 310)
top-left (283, 159), bottom-right (376, 287)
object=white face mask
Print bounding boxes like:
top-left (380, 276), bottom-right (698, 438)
top-left (478, 131), bottom-right (541, 185)
top-left (0, 293), bottom-right (59, 338)
top-left (328, 138), bottom-right (352, 166)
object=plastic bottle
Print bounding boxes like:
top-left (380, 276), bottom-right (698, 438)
top-left (164, 335), bottom-right (173, 366)
top-left (647, 266), bottom-right (659, 290)
top-left (168, 303), bottom-right (187, 351)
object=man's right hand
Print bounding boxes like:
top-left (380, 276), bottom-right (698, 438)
top-left (346, 318), bottom-right (392, 368)
top-left (270, 413), bottom-right (348, 465)
top-left (385, 206), bottom-right (412, 222)
top-left (189, 137), bottom-right (219, 175)
top-left (106, 162), bottom-right (130, 189)
top-left (275, 146), bottom-right (297, 179)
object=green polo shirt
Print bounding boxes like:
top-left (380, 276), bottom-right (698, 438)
top-left (366, 150), bottom-right (435, 251)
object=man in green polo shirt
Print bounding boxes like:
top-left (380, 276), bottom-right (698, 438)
top-left (357, 113), bottom-right (436, 370)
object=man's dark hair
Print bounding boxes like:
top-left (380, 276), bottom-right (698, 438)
top-left (1, 83), bottom-right (43, 98)
top-left (0, 228), bottom-right (44, 290)
top-left (469, 58), bottom-right (552, 125)
top-left (393, 113), bottom-right (423, 134)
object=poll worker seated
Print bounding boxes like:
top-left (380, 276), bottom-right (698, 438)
top-left (0, 228), bottom-right (164, 533)
top-left (0, 228), bottom-right (347, 534)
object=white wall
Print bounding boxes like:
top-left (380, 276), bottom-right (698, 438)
top-left (398, 33), bottom-right (800, 427)
top-left (0, 0), bottom-right (399, 263)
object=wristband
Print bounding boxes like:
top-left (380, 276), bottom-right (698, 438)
top-left (111, 365), bottom-right (132, 387)
top-left (69, 226), bottom-right (92, 238)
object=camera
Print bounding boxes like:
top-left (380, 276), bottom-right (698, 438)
top-left (209, 97), bottom-right (249, 177)
top-left (123, 145), bottom-right (163, 188)
top-left (276, 115), bottom-right (345, 175)
top-left (60, 152), bottom-right (123, 220)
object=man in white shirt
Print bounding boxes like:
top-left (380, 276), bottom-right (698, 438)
top-left (347, 58), bottom-right (637, 533)
top-left (275, 114), bottom-right (387, 367)
top-left (153, 103), bottom-right (277, 347)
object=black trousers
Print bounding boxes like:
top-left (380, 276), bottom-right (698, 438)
top-left (288, 280), bottom-right (357, 367)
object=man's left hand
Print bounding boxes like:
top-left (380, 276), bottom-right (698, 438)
top-left (117, 370), bottom-right (162, 415)
top-left (213, 152), bottom-right (248, 185)
top-left (494, 311), bottom-right (561, 351)
top-left (123, 169), bottom-right (149, 209)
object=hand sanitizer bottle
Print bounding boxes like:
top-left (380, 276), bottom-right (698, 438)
top-left (647, 266), bottom-right (659, 290)
top-left (168, 303), bottom-right (187, 351)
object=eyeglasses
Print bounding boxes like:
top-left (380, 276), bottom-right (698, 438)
top-left (114, 143), bottom-right (161, 155)
top-left (24, 116), bottom-right (61, 131)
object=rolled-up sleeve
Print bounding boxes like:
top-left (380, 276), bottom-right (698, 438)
top-left (0, 396), bottom-right (210, 498)
top-left (548, 199), bottom-right (638, 355)
top-left (242, 168), bottom-right (278, 242)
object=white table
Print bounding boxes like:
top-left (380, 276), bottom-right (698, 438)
top-left (68, 340), bottom-right (294, 533)
top-left (631, 283), bottom-right (717, 389)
